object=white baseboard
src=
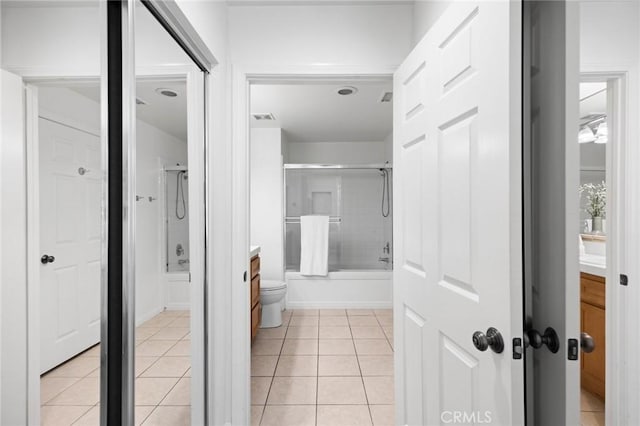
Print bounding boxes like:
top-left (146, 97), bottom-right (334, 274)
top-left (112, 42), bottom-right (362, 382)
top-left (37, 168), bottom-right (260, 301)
top-left (285, 301), bottom-right (392, 309)
top-left (135, 306), bottom-right (164, 327)
top-left (165, 302), bottom-right (190, 311)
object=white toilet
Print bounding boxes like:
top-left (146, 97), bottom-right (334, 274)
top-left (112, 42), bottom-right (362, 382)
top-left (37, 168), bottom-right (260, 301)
top-left (260, 280), bottom-right (287, 328)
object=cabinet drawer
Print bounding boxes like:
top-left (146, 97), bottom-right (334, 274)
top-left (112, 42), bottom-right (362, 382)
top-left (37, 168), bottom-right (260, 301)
top-left (251, 274), bottom-right (260, 308)
top-left (251, 256), bottom-right (260, 278)
top-left (251, 303), bottom-right (261, 339)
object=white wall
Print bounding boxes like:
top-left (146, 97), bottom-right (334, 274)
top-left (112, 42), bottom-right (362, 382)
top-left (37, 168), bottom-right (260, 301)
top-left (228, 4), bottom-right (413, 66)
top-left (580, 2), bottom-right (640, 424)
top-left (0, 69), bottom-right (28, 426)
top-left (286, 141), bottom-right (390, 164)
top-left (412, 0), bottom-right (451, 47)
top-left (250, 128), bottom-right (284, 281)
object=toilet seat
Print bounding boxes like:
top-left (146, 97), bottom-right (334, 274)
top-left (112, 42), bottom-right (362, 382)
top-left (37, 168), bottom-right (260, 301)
top-left (261, 280), bottom-right (286, 291)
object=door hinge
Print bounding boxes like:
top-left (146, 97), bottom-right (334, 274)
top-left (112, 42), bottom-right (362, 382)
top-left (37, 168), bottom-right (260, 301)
top-left (512, 337), bottom-right (523, 360)
top-left (567, 338), bottom-right (579, 360)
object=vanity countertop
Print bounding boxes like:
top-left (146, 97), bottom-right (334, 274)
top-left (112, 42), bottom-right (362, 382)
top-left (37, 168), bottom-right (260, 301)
top-left (250, 245), bottom-right (261, 258)
top-left (580, 254), bottom-right (606, 277)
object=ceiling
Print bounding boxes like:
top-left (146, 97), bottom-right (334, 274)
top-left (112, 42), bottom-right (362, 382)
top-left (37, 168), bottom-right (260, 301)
top-left (250, 81), bottom-right (393, 143)
top-left (72, 79), bottom-right (188, 141)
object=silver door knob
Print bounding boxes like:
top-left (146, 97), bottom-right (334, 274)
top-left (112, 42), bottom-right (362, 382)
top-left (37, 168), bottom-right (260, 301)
top-left (581, 332), bottom-right (595, 353)
top-left (472, 327), bottom-right (504, 354)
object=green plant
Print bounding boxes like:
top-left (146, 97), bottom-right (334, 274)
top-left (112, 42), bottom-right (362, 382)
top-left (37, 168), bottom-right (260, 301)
top-left (579, 181), bottom-right (606, 218)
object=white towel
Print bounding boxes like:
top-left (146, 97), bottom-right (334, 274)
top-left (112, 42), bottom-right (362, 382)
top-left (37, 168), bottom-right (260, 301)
top-left (300, 215), bottom-right (329, 276)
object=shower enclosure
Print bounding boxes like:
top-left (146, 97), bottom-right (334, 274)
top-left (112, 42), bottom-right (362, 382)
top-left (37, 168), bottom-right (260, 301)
top-left (165, 166), bottom-right (189, 272)
top-left (284, 164), bottom-right (393, 271)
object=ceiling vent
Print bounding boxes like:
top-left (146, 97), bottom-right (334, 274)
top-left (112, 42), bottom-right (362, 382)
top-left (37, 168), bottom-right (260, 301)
top-left (136, 98), bottom-right (148, 106)
top-left (379, 91), bottom-right (393, 103)
top-left (337, 86), bottom-right (358, 96)
top-left (252, 113), bottom-right (276, 121)
top-left (155, 88), bottom-right (178, 98)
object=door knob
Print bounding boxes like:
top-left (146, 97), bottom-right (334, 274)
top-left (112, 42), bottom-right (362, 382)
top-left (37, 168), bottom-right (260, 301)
top-left (580, 332), bottom-right (595, 353)
top-left (527, 327), bottom-right (559, 353)
top-left (472, 327), bottom-right (504, 353)
top-left (41, 254), bottom-right (55, 264)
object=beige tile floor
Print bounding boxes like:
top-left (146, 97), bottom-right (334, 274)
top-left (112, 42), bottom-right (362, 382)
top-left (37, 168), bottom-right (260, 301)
top-left (40, 310), bottom-right (191, 426)
top-left (251, 308), bottom-right (395, 426)
top-left (581, 388), bottom-right (605, 426)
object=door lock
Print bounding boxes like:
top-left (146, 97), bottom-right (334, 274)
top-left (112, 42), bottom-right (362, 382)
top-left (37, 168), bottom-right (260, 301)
top-left (580, 332), bottom-right (595, 353)
top-left (41, 254), bottom-right (55, 264)
top-left (472, 327), bottom-right (504, 354)
top-left (526, 327), bottom-right (559, 353)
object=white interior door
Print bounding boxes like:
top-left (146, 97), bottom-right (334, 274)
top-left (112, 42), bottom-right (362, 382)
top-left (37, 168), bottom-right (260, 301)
top-left (393, 2), bottom-right (524, 424)
top-left (39, 117), bottom-right (101, 373)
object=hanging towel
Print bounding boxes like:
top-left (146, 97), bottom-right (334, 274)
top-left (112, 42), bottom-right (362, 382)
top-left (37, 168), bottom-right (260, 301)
top-left (300, 215), bottom-right (329, 276)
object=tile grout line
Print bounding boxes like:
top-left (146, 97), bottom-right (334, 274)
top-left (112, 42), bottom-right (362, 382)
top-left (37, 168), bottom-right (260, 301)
top-left (258, 310), bottom-right (290, 425)
top-left (349, 313), bottom-right (376, 426)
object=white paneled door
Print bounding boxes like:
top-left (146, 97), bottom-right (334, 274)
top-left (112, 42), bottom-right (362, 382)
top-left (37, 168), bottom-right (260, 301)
top-left (393, 2), bottom-right (524, 425)
top-left (39, 118), bottom-right (101, 373)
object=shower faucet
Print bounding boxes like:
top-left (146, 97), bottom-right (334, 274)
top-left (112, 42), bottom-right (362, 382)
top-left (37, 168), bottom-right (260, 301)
top-left (383, 242), bottom-right (390, 254)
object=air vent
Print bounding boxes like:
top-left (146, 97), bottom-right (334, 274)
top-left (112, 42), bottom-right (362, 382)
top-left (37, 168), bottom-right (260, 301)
top-left (252, 113), bottom-right (276, 121)
top-left (136, 98), bottom-right (148, 106)
top-left (379, 91), bottom-right (393, 103)
top-left (155, 88), bottom-right (178, 98)
top-left (337, 86), bottom-right (358, 96)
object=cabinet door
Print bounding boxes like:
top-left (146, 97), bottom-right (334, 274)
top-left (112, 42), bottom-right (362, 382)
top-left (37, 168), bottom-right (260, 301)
top-left (581, 301), bottom-right (605, 398)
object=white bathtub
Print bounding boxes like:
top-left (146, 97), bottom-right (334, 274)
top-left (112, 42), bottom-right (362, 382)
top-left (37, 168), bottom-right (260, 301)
top-left (285, 270), bottom-right (392, 309)
top-left (164, 271), bottom-right (190, 310)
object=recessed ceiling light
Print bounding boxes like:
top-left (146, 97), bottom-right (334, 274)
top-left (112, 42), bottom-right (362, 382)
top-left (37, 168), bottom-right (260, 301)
top-left (155, 88), bottom-right (178, 97)
top-left (337, 86), bottom-right (358, 96)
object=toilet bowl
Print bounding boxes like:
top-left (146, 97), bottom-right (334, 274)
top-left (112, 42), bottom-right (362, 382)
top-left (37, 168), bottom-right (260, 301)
top-left (260, 280), bottom-right (287, 328)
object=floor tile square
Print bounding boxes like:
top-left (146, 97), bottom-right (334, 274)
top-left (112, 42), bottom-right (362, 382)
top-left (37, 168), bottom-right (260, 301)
top-left (135, 377), bottom-right (179, 405)
top-left (261, 405), bottom-right (316, 426)
top-left (251, 405), bottom-right (264, 426)
top-left (135, 356), bottom-right (160, 377)
top-left (290, 316), bottom-right (320, 326)
top-left (251, 355), bottom-right (279, 376)
top-left (136, 340), bottom-right (177, 357)
top-left (141, 356), bottom-right (190, 378)
top-left (44, 356), bottom-right (99, 378)
top-left (148, 327), bottom-right (190, 340)
top-left (373, 309), bottom-right (392, 317)
top-left (282, 339), bottom-right (319, 355)
top-left (317, 405), bottom-right (372, 426)
top-left (363, 377), bottom-right (394, 404)
top-left (41, 405), bottom-right (92, 426)
top-left (40, 377), bottom-right (79, 404)
top-left (351, 326), bottom-right (386, 339)
top-left (167, 317), bottom-right (190, 328)
top-left (358, 355), bottom-right (394, 376)
top-left (251, 338), bottom-right (284, 355)
top-left (318, 355), bottom-right (360, 376)
top-left (347, 309), bottom-right (374, 316)
top-left (319, 326), bottom-right (352, 339)
top-left (320, 316), bottom-right (349, 326)
top-left (581, 411), bottom-right (605, 426)
top-left (46, 377), bottom-right (99, 406)
top-left (251, 377), bottom-right (272, 405)
top-left (267, 377), bottom-right (317, 405)
top-left (320, 309), bottom-right (347, 316)
top-left (142, 406), bottom-right (190, 426)
top-left (370, 405), bottom-right (395, 426)
top-left (317, 377), bottom-right (367, 404)
top-left (286, 326), bottom-right (319, 339)
top-left (256, 326), bottom-right (287, 339)
top-left (292, 309), bottom-right (319, 317)
top-left (348, 316), bottom-right (380, 326)
top-left (354, 339), bottom-right (393, 355)
top-left (165, 340), bottom-right (191, 357)
top-left (275, 355), bottom-right (318, 376)
top-left (160, 377), bottom-right (190, 405)
top-left (319, 339), bottom-right (356, 355)
top-left (376, 316), bottom-right (393, 327)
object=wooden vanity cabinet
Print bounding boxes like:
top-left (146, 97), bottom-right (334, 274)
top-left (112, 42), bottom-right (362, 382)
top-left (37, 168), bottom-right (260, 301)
top-left (251, 254), bottom-right (261, 340)
top-left (580, 272), bottom-right (605, 399)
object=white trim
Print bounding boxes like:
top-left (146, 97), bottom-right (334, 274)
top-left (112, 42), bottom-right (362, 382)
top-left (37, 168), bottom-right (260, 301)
top-left (580, 70), bottom-right (630, 426)
top-left (286, 301), bottom-right (392, 309)
top-left (165, 302), bottom-right (191, 310)
top-left (231, 64), bottom-right (396, 424)
top-left (25, 84), bottom-right (41, 426)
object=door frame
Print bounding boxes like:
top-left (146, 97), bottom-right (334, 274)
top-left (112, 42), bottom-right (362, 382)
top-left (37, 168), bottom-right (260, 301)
top-left (23, 64), bottom-right (206, 425)
top-left (230, 64), bottom-right (395, 424)
top-left (579, 71), bottom-right (629, 426)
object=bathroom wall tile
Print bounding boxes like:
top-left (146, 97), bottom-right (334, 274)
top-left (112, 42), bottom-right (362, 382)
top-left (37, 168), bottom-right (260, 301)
top-left (251, 355), bottom-right (279, 377)
top-left (319, 326), bottom-right (352, 339)
top-left (40, 405), bottom-right (91, 426)
top-left (260, 405), bottom-right (316, 426)
top-left (251, 338), bottom-right (284, 355)
top-left (286, 326), bottom-right (319, 339)
top-left (351, 327), bottom-right (386, 339)
top-left (275, 355), bottom-right (318, 377)
top-left (319, 316), bottom-right (349, 326)
top-left (141, 356), bottom-right (190, 378)
top-left (354, 339), bottom-right (393, 355)
top-left (318, 356), bottom-right (360, 376)
top-left (317, 377), bottom-right (367, 405)
top-left (358, 355), bottom-right (394, 376)
top-left (267, 377), bottom-right (317, 405)
top-left (142, 406), bottom-right (190, 426)
top-left (135, 378), bottom-right (179, 405)
top-left (282, 338), bottom-right (319, 355)
top-left (251, 377), bottom-right (272, 406)
top-left (318, 339), bottom-right (356, 356)
top-left (370, 405), bottom-right (395, 426)
top-left (317, 405), bottom-right (372, 426)
top-left (363, 377), bottom-right (394, 404)
top-left (161, 377), bottom-right (190, 405)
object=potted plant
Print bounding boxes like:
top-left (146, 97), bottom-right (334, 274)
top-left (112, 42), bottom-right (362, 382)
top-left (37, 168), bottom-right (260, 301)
top-left (579, 181), bottom-right (606, 233)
